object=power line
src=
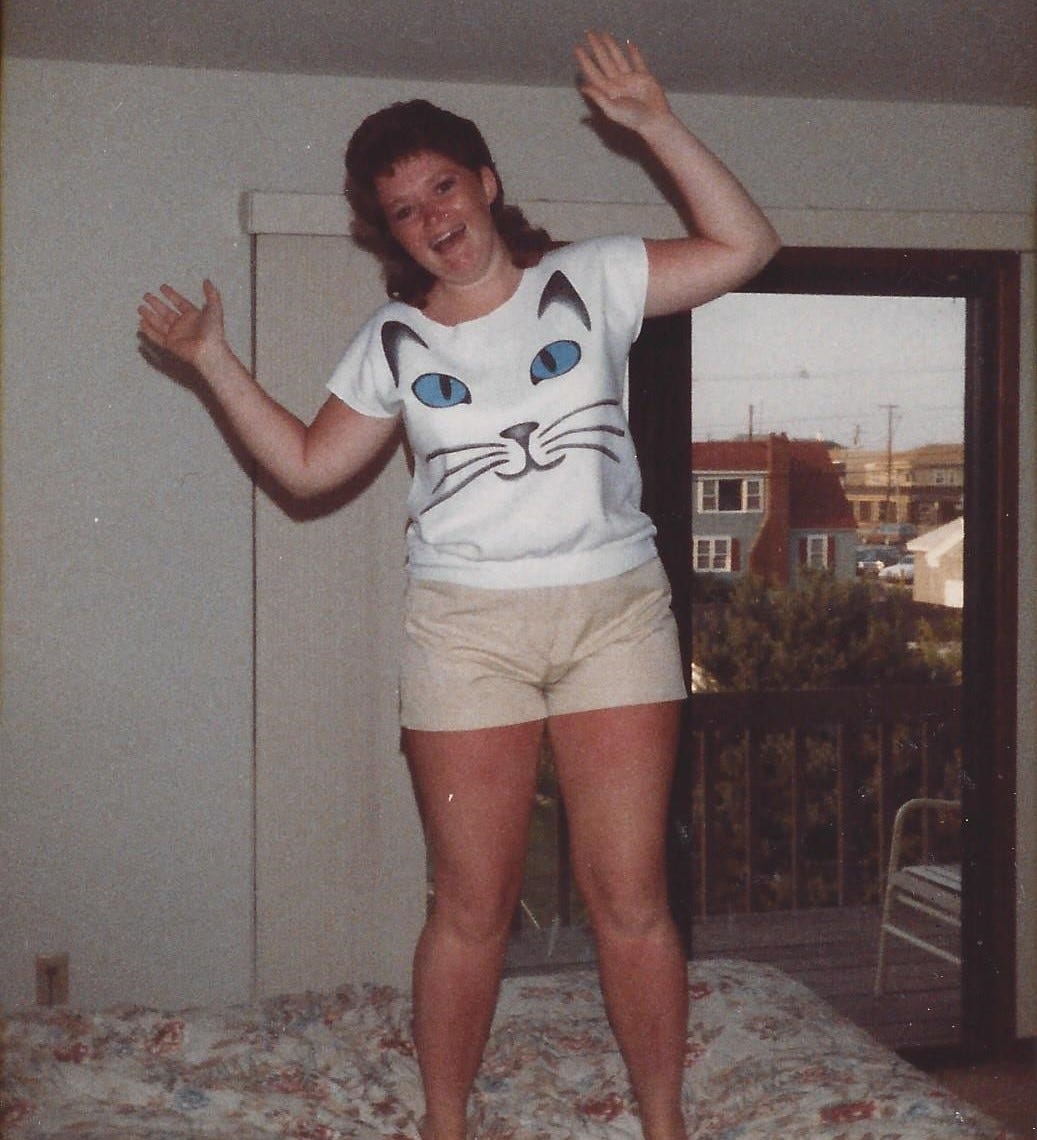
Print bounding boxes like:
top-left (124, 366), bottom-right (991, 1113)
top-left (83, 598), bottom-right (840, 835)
top-left (692, 365), bottom-right (963, 384)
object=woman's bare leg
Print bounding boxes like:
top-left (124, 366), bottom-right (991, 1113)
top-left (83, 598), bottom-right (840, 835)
top-left (405, 722), bottom-right (544, 1140)
top-left (549, 701), bottom-right (688, 1140)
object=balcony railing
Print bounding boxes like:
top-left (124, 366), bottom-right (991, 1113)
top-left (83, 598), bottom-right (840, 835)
top-left (518, 684), bottom-right (963, 936)
top-left (684, 684), bottom-right (962, 919)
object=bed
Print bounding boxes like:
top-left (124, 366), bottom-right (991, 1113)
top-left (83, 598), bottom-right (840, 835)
top-left (1, 958), bottom-right (1017, 1139)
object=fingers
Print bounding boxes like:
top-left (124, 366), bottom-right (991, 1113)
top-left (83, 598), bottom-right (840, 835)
top-left (137, 283), bottom-right (199, 348)
top-left (575, 30), bottom-right (660, 120)
top-left (139, 287), bottom-right (187, 323)
top-left (575, 30), bottom-right (670, 130)
top-left (138, 293), bottom-right (171, 337)
top-left (159, 283), bottom-right (198, 313)
top-left (201, 278), bottom-right (223, 318)
top-left (137, 291), bottom-right (173, 339)
top-left (590, 30), bottom-right (635, 74)
top-left (576, 30), bottom-right (643, 85)
top-left (624, 39), bottom-right (649, 74)
top-left (137, 282), bottom-right (210, 327)
top-left (137, 279), bottom-right (226, 366)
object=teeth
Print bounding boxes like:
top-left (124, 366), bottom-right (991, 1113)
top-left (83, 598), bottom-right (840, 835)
top-left (431, 225), bottom-right (465, 251)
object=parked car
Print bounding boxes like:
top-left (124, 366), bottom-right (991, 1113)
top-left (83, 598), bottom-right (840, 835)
top-left (878, 554), bottom-right (915, 583)
top-left (856, 545), bottom-right (902, 575)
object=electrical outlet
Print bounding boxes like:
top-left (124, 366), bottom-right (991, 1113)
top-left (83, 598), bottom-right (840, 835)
top-left (35, 953), bottom-right (70, 1005)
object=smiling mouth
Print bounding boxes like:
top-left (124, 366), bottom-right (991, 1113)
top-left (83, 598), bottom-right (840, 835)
top-left (430, 225), bottom-right (466, 253)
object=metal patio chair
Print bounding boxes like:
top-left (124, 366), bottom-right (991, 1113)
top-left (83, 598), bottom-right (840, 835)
top-left (874, 797), bottom-right (962, 996)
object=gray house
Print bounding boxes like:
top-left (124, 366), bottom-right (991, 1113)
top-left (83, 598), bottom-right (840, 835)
top-left (692, 434), bottom-right (858, 585)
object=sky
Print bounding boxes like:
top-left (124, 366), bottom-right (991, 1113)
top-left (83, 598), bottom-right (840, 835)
top-left (690, 293), bottom-right (966, 452)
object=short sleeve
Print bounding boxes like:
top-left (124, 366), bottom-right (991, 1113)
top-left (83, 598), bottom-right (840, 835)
top-left (583, 235), bottom-right (649, 345)
top-left (325, 309), bottom-right (403, 419)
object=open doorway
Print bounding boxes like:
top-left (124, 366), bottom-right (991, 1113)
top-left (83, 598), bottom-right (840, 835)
top-left (642, 247), bottom-right (1019, 1053)
top-left (685, 288), bottom-right (966, 1047)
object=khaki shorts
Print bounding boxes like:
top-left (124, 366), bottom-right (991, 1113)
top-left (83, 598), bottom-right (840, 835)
top-left (400, 557), bottom-right (687, 731)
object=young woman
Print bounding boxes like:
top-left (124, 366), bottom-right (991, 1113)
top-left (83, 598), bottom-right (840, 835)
top-left (139, 32), bottom-right (779, 1140)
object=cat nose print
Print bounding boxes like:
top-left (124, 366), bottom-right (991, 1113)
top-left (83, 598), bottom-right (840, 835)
top-left (496, 420), bottom-right (561, 482)
top-left (500, 422), bottom-right (538, 447)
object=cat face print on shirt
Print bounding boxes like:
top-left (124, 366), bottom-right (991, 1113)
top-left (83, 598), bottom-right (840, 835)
top-left (380, 269), bottom-right (630, 516)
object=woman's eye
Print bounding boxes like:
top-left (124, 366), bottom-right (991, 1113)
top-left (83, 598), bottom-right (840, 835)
top-left (530, 340), bottom-right (581, 384)
top-left (392, 205), bottom-right (413, 223)
top-left (412, 372), bottom-right (472, 408)
top-left (436, 177), bottom-right (456, 194)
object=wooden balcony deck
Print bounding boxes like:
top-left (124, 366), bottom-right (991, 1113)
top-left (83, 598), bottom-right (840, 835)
top-left (693, 904), bottom-right (960, 1051)
top-left (506, 903), bottom-right (960, 1052)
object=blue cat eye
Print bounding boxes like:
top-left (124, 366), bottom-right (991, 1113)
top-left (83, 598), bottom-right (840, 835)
top-left (530, 339), bottom-right (581, 384)
top-left (412, 372), bottom-right (472, 408)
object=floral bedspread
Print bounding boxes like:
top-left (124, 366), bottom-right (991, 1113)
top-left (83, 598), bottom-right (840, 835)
top-left (1, 958), bottom-right (1016, 1139)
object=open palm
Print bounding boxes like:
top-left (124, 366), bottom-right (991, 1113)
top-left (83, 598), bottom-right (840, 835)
top-left (575, 31), bottom-right (672, 133)
top-left (138, 281), bottom-right (224, 368)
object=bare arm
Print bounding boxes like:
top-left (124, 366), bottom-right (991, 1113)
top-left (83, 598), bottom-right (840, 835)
top-left (138, 281), bottom-right (398, 498)
top-left (575, 32), bottom-right (781, 316)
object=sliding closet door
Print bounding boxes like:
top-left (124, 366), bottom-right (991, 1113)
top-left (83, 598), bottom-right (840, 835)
top-left (252, 234), bottom-right (423, 995)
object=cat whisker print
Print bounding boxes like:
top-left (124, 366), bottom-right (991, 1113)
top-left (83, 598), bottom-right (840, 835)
top-left (540, 398), bottom-right (626, 463)
top-left (423, 440), bottom-right (511, 511)
top-left (422, 420), bottom-right (561, 510)
top-left (421, 398), bottom-right (627, 510)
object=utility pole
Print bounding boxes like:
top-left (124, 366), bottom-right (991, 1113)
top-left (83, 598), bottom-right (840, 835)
top-left (880, 403), bottom-right (898, 522)
top-left (748, 404), bottom-right (754, 441)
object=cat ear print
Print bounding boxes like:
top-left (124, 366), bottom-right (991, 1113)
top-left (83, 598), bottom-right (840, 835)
top-left (381, 320), bottom-right (429, 387)
top-left (538, 271), bottom-right (592, 331)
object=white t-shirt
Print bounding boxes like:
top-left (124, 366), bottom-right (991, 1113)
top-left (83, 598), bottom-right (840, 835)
top-left (327, 235), bottom-right (659, 588)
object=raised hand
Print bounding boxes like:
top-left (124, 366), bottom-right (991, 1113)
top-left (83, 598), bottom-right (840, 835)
top-left (138, 280), bottom-right (225, 369)
top-left (574, 32), bottom-right (778, 316)
top-left (574, 31), bottom-right (673, 135)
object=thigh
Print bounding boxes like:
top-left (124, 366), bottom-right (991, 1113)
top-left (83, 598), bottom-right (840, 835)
top-left (545, 560), bottom-right (687, 719)
top-left (405, 722), bottom-right (544, 921)
top-left (548, 702), bottom-right (682, 915)
top-left (400, 580), bottom-right (549, 732)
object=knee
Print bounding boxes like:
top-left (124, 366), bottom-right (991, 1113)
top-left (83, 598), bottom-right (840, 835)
top-left (580, 872), bottom-right (671, 943)
top-left (430, 876), bottom-right (520, 947)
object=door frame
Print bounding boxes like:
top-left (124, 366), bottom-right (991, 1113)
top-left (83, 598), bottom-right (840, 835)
top-left (632, 246), bottom-right (1020, 1051)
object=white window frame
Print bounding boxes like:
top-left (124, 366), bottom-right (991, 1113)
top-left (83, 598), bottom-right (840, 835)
top-left (805, 534), bottom-right (831, 569)
top-left (698, 476), bottom-right (765, 513)
top-left (744, 477), bottom-right (764, 511)
top-left (694, 536), bottom-right (733, 572)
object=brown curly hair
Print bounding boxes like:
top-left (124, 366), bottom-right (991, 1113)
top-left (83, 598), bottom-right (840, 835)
top-left (345, 100), bottom-right (552, 307)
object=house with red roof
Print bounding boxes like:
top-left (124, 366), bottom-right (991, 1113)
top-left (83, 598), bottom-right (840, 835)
top-left (691, 434), bottom-right (858, 586)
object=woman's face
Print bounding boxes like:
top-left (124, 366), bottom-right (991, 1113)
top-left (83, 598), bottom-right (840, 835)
top-left (375, 150), bottom-right (504, 289)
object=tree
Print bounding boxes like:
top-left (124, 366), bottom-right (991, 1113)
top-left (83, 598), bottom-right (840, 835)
top-left (689, 573), bottom-right (963, 913)
top-left (693, 571), bottom-right (957, 691)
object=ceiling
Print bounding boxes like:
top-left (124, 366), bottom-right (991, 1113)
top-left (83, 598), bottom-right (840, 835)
top-left (3, 0), bottom-right (1035, 107)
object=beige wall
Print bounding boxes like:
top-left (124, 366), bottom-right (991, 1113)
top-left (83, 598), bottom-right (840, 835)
top-left (1, 55), bottom-right (1034, 1027)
